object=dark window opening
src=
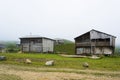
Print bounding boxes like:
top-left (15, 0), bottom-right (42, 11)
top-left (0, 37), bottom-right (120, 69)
top-left (91, 38), bottom-right (110, 42)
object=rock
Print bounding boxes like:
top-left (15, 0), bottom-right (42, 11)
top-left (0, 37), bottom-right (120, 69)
top-left (83, 62), bottom-right (89, 68)
top-left (0, 56), bottom-right (6, 61)
top-left (45, 60), bottom-right (54, 66)
top-left (25, 59), bottom-right (32, 64)
top-left (18, 51), bottom-right (22, 53)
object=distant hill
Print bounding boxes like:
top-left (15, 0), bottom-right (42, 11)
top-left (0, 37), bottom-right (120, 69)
top-left (54, 38), bottom-right (75, 54)
top-left (54, 38), bottom-right (74, 44)
top-left (62, 39), bottom-right (74, 44)
top-left (0, 41), bottom-right (19, 46)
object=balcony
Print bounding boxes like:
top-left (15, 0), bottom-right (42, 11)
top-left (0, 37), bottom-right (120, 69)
top-left (76, 42), bottom-right (110, 47)
top-left (92, 42), bottom-right (110, 46)
top-left (76, 42), bottom-right (91, 47)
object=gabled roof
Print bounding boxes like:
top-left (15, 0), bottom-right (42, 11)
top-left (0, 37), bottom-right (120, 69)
top-left (19, 35), bottom-right (55, 41)
top-left (74, 29), bottom-right (116, 39)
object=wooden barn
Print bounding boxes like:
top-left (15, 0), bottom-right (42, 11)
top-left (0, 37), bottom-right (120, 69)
top-left (20, 35), bottom-right (54, 53)
top-left (74, 29), bottom-right (116, 55)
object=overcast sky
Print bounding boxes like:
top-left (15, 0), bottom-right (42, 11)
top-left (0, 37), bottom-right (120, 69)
top-left (0, 0), bottom-right (120, 44)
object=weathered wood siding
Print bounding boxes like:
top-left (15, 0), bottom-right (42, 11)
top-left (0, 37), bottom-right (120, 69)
top-left (21, 39), bottom-right (29, 52)
top-left (76, 47), bottom-right (113, 55)
top-left (90, 30), bottom-right (111, 39)
top-left (30, 43), bottom-right (42, 52)
top-left (21, 38), bottom-right (42, 52)
top-left (22, 43), bottom-right (29, 52)
top-left (93, 47), bottom-right (112, 55)
top-left (76, 47), bottom-right (90, 54)
top-left (90, 30), bottom-right (115, 46)
top-left (42, 38), bottom-right (54, 52)
top-left (75, 32), bottom-right (91, 47)
top-left (75, 32), bottom-right (90, 43)
top-left (76, 42), bottom-right (91, 47)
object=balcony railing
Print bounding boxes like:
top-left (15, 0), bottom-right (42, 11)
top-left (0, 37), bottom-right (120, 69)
top-left (76, 42), bottom-right (91, 47)
top-left (76, 42), bottom-right (110, 47)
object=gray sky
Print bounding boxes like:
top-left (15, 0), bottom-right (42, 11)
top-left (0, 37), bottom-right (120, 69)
top-left (0, 0), bottom-right (120, 44)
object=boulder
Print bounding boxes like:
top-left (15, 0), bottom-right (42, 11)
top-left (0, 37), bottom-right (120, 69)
top-left (83, 62), bottom-right (89, 68)
top-left (0, 56), bottom-right (6, 61)
top-left (25, 59), bottom-right (32, 64)
top-left (45, 60), bottom-right (54, 66)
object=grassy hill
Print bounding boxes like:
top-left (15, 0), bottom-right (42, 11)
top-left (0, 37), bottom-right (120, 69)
top-left (54, 43), bottom-right (75, 55)
top-left (62, 39), bottom-right (74, 44)
top-left (54, 38), bottom-right (75, 55)
top-left (54, 38), bottom-right (74, 44)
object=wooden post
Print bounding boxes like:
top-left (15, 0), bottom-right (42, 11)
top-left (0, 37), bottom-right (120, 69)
top-left (90, 39), bottom-right (92, 55)
top-left (29, 39), bottom-right (31, 53)
top-left (75, 40), bottom-right (77, 55)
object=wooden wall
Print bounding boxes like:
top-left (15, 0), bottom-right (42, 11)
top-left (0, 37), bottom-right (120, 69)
top-left (20, 38), bottom-right (54, 53)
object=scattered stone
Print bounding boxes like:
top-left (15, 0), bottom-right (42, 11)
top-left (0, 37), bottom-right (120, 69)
top-left (83, 62), bottom-right (89, 68)
top-left (25, 59), bottom-right (32, 64)
top-left (18, 51), bottom-right (22, 53)
top-left (0, 56), bottom-right (6, 61)
top-left (45, 60), bottom-right (54, 66)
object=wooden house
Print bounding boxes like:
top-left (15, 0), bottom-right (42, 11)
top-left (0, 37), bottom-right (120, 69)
top-left (20, 35), bottom-right (54, 53)
top-left (74, 29), bottom-right (116, 55)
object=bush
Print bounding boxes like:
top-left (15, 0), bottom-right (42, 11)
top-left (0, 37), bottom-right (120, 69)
top-left (5, 43), bottom-right (20, 53)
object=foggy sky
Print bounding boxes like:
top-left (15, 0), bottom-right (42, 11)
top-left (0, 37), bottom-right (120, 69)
top-left (0, 0), bottom-right (120, 44)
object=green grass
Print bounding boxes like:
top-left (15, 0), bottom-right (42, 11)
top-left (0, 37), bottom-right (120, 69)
top-left (0, 53), bottom-right (120, 71)
top-left (55, 43), bottom-right (75, 55)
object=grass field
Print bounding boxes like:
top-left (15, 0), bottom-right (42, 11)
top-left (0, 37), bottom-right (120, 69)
top-left (0, 53), bottom-right (120, 71)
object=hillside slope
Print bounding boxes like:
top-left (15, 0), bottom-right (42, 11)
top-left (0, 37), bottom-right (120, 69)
top-left (54, 43), bottom-right (75, 55)
top-left (62, 39), bottom-right (74, 44)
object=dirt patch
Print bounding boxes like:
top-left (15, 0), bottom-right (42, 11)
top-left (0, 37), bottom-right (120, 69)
top-left (0, 64), bottom-right (120, 80)
top-left (60, 54), bottom-right (87, 58)
top-left (2, 70), bottom-right (119, 80)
